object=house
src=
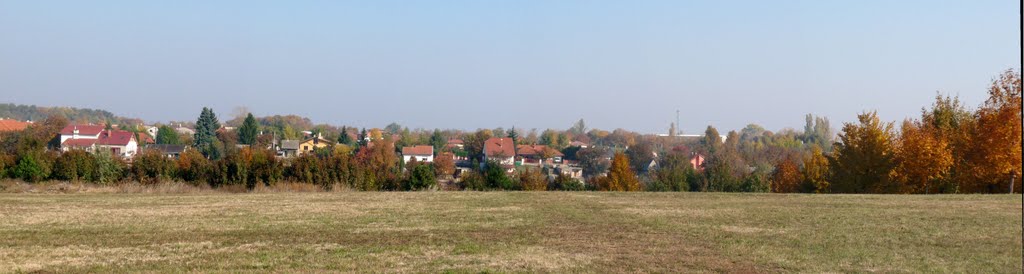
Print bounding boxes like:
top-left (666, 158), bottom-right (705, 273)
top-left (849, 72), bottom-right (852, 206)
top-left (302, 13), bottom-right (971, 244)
top-left (59, 124), bottom-right (105, 144)
top-left (59, 125), bottom-right (138, 157)
top-left (483, 138), bottom-right (515, 165)
top-left (279, 140), bottom-right (300, 157)
top-left (145, 144), bottom-right (188, 158)
top-left (145, 126), bottom-right (159, 139)
top-left (402, 145), bottom-right (434, 163)
top-left (569, 141), bottom-right (589, 149)
top-left (175, 125), bottom-right (195, 136)
top-left (516, 144), bottom-right (564, 165)
top-left (138, 133), bottom-right (156, 145)
top-left (0, 119), bottom-right (30, 132)
top-left (644, 151), bottom-right (660, 172)
top-left (445, 139), bottom-right (464, 150)
top-left (553, 165), bottom-right (584, 180)
top-left (297, 135), bottom-right (333, 156)
top-left (690, 153), bottom-right (706, 171)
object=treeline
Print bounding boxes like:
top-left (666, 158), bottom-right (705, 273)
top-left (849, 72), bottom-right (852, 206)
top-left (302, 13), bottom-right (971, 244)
top-left (0, 103), bottom-right (141, 126)
top-left (624, 70), bottom-right (1020, 194)
top-left (0, 70), bottom-right (1019, 194)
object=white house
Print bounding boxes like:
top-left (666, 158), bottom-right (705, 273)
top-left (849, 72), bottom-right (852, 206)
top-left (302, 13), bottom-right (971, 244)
top-left (401, 145), bottom-right (434, 164)
top-left (175, 125), bottom-right (195, 136)
top-left (60, 125), bottom-right (138, 158)
top-left (145, 126), bottom-right (159, 139)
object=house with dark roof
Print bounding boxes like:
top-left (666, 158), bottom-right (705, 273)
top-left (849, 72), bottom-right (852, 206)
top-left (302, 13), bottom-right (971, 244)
top-left (59, 125), bottom-right (138, 157)
top-left (279, 140), bottom-right (301, 157)
top-left (402, 145), bottom-right (434, 163)
top-left (145, 144), bottom-right (188, 158)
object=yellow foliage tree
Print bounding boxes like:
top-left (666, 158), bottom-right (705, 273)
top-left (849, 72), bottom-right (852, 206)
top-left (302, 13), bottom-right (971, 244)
top-left (893, 120), bottom-right (953, 194)
top-left (518, 167), bottom-right (548, 191)
top-left (802, 145), bottom-right (830, 193)
top-left (828, 111), bottom-right (899, 193)
top-left (600, 152), bottom-right (640, 191)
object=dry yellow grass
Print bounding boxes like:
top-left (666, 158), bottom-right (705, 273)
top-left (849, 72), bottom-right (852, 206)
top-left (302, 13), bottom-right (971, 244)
top-left (0, 192), bottom-right (1019, 273)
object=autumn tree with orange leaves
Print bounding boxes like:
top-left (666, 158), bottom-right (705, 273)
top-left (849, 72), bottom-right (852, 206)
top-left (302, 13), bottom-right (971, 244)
top-left (963, 70), bottom-right (1022, 193)
top-left (893, 119), bottom-right (953, 194)
top-left (597, 152), bottom-right (641, 191)
top-left (770, 155), bottom-right (803, 193)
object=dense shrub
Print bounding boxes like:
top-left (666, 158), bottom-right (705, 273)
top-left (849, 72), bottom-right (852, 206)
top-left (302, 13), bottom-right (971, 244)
top-left (518, 167), bottom-right (547, 191)
top-left (11, 152), bottom-right (51, 183)
top-left (404, 164), bottom-right (435, 190)
top-left (483, 160), bottom-right (515, 190)
top-left (92, 149), bottom-right (127, 184)
top-left (247, 148), bottom-right (284, 189)
top-left (131, 149), bottom-right (176, 184)
top-left (176, 149), bottom-right (209, 184)
top-left (548, 173), bottom-right (584, 191)
top-left (53, 149), bottom-right (96, 181)
top-left (462, 169), bottom-right (487, 191)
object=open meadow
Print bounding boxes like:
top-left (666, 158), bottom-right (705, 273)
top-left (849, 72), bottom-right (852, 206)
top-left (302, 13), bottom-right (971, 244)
top-left (0, 192), bottom-right (1020, 273)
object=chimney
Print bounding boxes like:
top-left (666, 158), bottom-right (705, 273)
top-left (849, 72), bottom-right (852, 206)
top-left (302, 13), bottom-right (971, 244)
top-left (73, 126), bottom-right (79, 139)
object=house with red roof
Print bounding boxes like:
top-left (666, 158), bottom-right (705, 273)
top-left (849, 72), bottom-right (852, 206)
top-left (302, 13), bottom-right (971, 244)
top-left (516, 144), bottom-right (564, 165)
top-left (0, 119), bottom-right (31, 132)
top-left (483, 137), bottom-right (515, 166)
top-left (690, 153), bottom-right (706, 172)
top-left (445, 139), bottom-right (464, 150)
top-left (401, 145), bottom-right (434, 164)
top-left (59, 125), bottom-right (138, 157)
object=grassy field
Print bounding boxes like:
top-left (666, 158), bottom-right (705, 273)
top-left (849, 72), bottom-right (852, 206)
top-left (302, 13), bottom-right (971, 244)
top-left (0, 192), bottom-right (1020, 273)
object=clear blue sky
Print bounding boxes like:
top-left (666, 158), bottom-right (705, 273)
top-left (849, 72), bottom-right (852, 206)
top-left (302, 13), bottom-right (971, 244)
top-left (0, 1), bottom-right (1019, 134)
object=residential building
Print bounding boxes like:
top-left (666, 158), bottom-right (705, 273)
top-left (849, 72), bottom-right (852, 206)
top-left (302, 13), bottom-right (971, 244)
top-left (59, 125), bottom-right (138, 157)
top-left (297, 135), bottom-right (333, 156)
top-left (445, 139), bottom-right (464, 150)
top-left (516, 144), bottom-right (564, 165)
top-left (175, 125), bottom-right (195, 136)
top-left (279, 140), bottom-right (300, 157)
top-left (145, 126), bottom-right (159, 139)
top-left (138, 133), bottom-right (156, 145)
top-left (145, 144), bottom-right (188, 158)
top-left (0, 119), bottom-right (30, 132)
top-left (690, 153), bottom-right (706, 171)
top-left (402, 145), bottom-right (434, 163)
top-left (569, 141), bottom-right (589, 149)
top-left (483, 137), bottom-right (515, 165)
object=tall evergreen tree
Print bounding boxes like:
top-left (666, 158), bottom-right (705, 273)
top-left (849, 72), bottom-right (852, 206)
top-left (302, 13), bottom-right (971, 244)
top-left (238, 113), bottom-right (259, 145)
top-left (358, 128), bottom-right (368, 147)
top-left (506, 127), bottom-right (519, 145)
top-left (194, 107), bottom-right (222, 159)
top-left (338, 126), bottom-right (354, 146)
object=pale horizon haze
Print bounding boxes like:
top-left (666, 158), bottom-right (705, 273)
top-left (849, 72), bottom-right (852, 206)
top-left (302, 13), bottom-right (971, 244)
top-left (1, 1), bottom-right (1020, 134)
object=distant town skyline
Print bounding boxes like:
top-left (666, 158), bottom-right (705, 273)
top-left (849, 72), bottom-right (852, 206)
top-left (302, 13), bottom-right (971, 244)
top-left (1, 1), bottom-right (1020, 134)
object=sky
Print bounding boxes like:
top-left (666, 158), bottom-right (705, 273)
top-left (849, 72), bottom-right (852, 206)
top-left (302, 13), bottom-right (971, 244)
top-left (0, 1), bottom-right (1019, 134)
